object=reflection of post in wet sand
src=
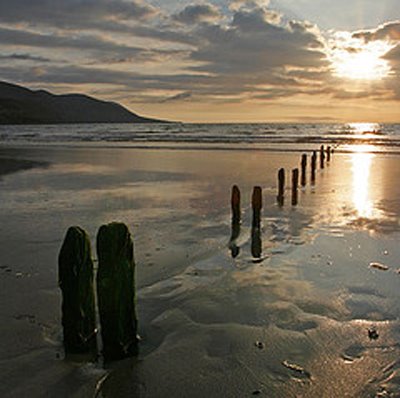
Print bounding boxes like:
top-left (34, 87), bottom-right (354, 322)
top-left (229, 185), bottom-right (241, 258)
top-left (229, 221), bottom-right (241, 258)
top-left (251, 186), bottom-right (262, 259)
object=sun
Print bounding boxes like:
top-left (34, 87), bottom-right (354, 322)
top-left (329, 33), bottom-right (393, 81)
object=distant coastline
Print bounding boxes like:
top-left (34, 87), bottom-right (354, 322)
top-left (0, 81), bottom-right (168, 125)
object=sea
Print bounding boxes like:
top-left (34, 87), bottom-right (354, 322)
top-left (1, 122), bottom-right (400, 152)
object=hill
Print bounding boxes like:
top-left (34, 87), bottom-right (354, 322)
top-left (0, 81), bottom-right (164, 124)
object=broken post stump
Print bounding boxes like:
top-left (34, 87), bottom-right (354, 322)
top-left (231, 185), bottom-right (241, 224)
top-left (96, 222), bottom-right (138, 361)
top-left (311, 151), bottom-right (317, 184)
top-left (277, 168), bottom-right (285, 206)
top-left (292, 168), bottom-right (299, 206)
top-left (58, 226), bottom-right (96, 355)
top-left (320, 145), bottom-right (325, 169)
top-left (301, 154), bottom-right (307, 187)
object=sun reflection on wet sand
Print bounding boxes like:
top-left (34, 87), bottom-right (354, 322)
top-left (351, 145), bottom-right (375, 218)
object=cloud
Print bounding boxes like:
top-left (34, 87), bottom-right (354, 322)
top-left (352, 21), bottom-right (400, 42)
top-left (0, 0), bottom-right (157, 29)
top-left (160, 91), bottom-right (192, 102)
top-left (190, 8), bottom-right (327, 76)
top-left (173, 3), bottom-right (221, 24)
top-left (1, 0), bottom-right (399, 113)
top-left (0, 53), bottom-right (52, 62)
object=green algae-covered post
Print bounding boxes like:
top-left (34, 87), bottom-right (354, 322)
top-left (301, 154), bottom-right (307, 187)
top-left (277, 168), bottom-right (285, 206)
top-left (58, 226), bottom-right (96, 354)
top-left (311, 151), bottom-right (317, 184)
top-left (231, 185), bottom-right (241, 224)
top-left (320, 145), bottom-right (325, 169)
top-left (292, 168), bottom-right (299, 206)
top-left (96, 222), bottom-right (138, 361)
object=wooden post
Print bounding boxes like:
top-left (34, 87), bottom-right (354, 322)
top-left (252, 186), bottom-right (262, 227)
top-left (327, 146), bottom-right (331, 162)
top-left (292, 168), bottom-right (299, 206)
top-left (231, 185), bottom-right (241, 224)
top-left (251, 186), bottom-right (262, 259)
top-left (311, 151), bottom-right (317, 184)
top-left (301, 154), bottom-right (307, 187)
top-left (320, 145), bottom-right (325, 169)
top-left (277, 168), bottom-right (285, 206)
top-left (229, 185), bottom-right (241, 258)
top-left (58, 226), bottom-right (96, 355)
top-left (96, 222), bottom-right (138, 361)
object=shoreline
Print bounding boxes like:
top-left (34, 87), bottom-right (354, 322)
top-left (0, 144), bottom-right (400, 396)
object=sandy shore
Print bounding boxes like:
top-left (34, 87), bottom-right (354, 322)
top-left (0, 145), bottom-right (400, 397)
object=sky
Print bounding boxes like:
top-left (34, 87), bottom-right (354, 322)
top-left (0, 0), bottom-right (400, 122)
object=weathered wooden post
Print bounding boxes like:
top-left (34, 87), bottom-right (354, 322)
top-left (252, 186), bottom-right (262, 228)
top-left (292, 168), bottom-right (299, 206)
top-left (320, 145), bottom-right (325, 169)
top-left (231, 185), bottom-right (241, 224)
top-left (58, 226), bottom-right (96, 355)
top-left (301, 154), bottom-right (307, 187)
top-left (251, 186), bottom-right (262, 259)
top-left (327, 146), bottom-right (331, 162)
top-left (311, 151), bottom-right (317, 184)
top-left (277, 168), bottom-right (285, 206)
top-left (229, 185), bottom-right (241, 258)
top-left (96, 222), bottom-right (138, 361)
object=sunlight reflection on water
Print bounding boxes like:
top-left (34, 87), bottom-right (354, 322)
top-left (352, 148), bottom-right (374, 218)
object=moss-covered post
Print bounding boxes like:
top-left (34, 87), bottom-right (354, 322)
top-left (292, 168), bottom-right (299, 206)
top-left (311, 151), bottom-right (317, 184)
top-left (320, 145), bottom-right (325, 169)
top-left (96, 222), bottom-right (138, 361)
top-left (231, 185), bottom-right (241, 225)
top-left (277, 168), bottom-right (285, 206)
top-left (58, 226), bottom-right (96, 355)
top-left (301, 154), bottom-right (307, 187)
top-left (251, 186), bottom-right (262, 258)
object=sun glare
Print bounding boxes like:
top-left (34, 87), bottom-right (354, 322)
top-left (330, 34), bottom-right (393, 81)
top-left (352, 149), bottom-right (374, 218)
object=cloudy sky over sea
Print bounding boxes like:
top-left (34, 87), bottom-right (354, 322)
top-left (0, 0), bottom-right (400, 122)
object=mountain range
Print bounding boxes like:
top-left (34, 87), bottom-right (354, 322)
top-left (0, 81), bottom-right (164, 124)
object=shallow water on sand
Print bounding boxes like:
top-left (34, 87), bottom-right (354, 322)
top-left (0, 146), bottom-right (400, 397)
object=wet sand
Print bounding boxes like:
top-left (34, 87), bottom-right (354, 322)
top-left (0, 145), bottom-right (400, 397)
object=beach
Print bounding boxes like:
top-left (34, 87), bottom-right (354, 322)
top-left (0, 143), bottom-right (400, 397)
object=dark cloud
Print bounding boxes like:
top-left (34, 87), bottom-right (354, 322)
top-left (0, 26), bottom-right (140, 53)
top-left (160, 91), bottom-right (192, 102)
top-left (0, 0), bottom-right (157, 28)
top-left (173, 4), bottom-right (221, 24)
top-left (190, 8), bottom-right (327, 76)
top-left (0, 53), bottom-right (52, 62)
top-left (384, 44), bottom-right (400, 61)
